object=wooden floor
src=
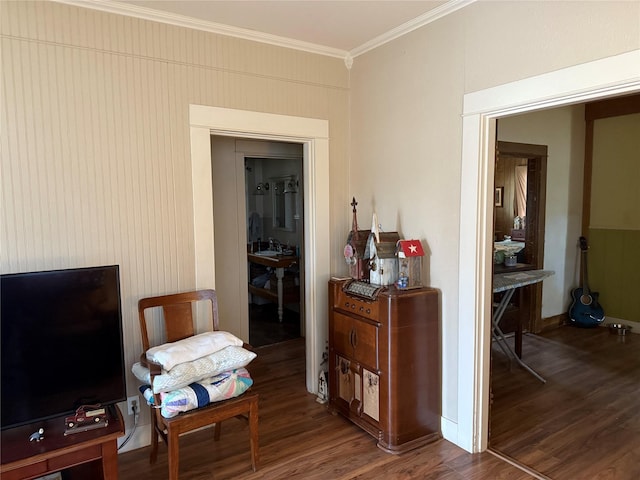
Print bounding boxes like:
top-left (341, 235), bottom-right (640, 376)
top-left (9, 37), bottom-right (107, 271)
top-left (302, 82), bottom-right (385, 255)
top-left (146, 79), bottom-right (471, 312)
top-left (490, 325), bottom-right (640, 479)
top-left (248, 302), bottom-right (301, 348)
top-left (118, 338), bottom-right (532, 479)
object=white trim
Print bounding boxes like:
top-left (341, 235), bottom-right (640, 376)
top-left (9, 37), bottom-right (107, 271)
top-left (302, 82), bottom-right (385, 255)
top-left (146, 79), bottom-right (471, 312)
top-left (54, 0), bottom-right (475, 62)
top-left (190, 105), bottom-right (328, 139)
top-left (55, 0), bottom-right (348, 59)
top-left (190, 126), bottom-right (217, 291)
top-left (440, 416), bottom-right (459, 446)
top-left (349, 0), bottom-right (476, 58)
top-left (189, 106), bottom-right (330, 395)
top-left (464, 50), bottom-right (640, 116)
top-left (458, 50), bottom-right (640, 453)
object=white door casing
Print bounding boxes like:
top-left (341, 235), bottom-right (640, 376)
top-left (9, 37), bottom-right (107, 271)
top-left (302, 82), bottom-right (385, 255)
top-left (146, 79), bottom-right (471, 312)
top-left (457, 50), bottom-right (640, 453)
top-left (190, 105), bottom-right (330, 394)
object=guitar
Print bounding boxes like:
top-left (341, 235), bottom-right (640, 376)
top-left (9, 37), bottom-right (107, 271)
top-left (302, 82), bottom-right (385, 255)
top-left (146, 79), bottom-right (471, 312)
top-left (569, 236), bottom-right (605, 327)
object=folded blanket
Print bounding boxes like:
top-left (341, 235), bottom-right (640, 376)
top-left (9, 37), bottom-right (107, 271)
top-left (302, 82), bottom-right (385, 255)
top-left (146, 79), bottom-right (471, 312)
top-left (133, 345), bottom-right (256, 394)
top-left (146, 331), bottom-right (244, 371)
top-left (140, 368), bottom-right (253, 418)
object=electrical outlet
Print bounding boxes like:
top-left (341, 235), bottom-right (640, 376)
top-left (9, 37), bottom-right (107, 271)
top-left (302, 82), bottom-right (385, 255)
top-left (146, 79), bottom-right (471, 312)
top-left (127, 395), bottom-right (139, 415)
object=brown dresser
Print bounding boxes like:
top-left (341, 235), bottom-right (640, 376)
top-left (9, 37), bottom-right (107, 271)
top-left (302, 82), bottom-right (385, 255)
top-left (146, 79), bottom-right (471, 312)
top-left (328, 279), bottom-right (440, 453)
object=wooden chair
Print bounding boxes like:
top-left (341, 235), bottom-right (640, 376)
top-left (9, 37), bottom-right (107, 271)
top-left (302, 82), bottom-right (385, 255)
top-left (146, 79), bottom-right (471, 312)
top-left (138, 289), bottom-right (259, 479)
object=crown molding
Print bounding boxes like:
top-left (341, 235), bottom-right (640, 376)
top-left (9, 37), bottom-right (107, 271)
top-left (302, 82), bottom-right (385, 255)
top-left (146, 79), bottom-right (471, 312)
top-left (349, 0), bottom-right (477, 58)
top-left (53, 0), bottom-right (349, 59)
top-left (53, 0), bottom-right (476, 65)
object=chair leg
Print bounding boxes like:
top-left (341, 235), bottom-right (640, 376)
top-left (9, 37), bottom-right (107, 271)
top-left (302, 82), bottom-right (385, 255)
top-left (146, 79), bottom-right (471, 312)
top-left (249, 398), bottom-right (259, 472)
top-left (149, 412), bottom-right (159, 464)
top-left (214, 421), bottom-right (222, 441)
top-left (168, 428), bottom-right (180, 480)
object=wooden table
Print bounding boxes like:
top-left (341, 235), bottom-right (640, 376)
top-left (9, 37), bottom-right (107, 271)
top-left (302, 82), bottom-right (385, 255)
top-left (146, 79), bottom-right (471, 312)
top-left (1, 405), bottom-right (124, 480)
top-left (247, 252), bottom-right (298, 322)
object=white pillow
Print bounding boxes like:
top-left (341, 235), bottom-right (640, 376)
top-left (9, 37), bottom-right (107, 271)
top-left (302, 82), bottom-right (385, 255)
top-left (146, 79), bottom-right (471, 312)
top-left (133, 345), bottom-right (257, 394)
top-left (146, 331), bottom-right (244, 370)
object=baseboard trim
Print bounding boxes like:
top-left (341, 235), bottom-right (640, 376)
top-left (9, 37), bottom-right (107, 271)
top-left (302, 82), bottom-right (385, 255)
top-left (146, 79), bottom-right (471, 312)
top-left (440, 416), bottom-right (458, 447)
top-left (541, 313), bottom-right (567, 331)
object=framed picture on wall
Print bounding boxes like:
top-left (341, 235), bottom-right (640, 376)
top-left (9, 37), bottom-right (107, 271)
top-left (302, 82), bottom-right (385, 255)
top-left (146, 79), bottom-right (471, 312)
top-left (495, 187), bottom-right (504, 207)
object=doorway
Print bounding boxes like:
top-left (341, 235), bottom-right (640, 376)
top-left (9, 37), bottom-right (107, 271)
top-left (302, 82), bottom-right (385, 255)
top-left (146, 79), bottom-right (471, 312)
top-left (244, 153), bottom-right (304, 347)
top-left (190, 104), bottom-right (330, 395)
top-left (492, 140), bottom-right (547, 334)
top-left (488, 139), bottom-right (548, 456)
top-left (210, 137), bottom-right (305, 348)
top-left (487, 97), bottom-right (640, 478)
top-left (457, 50), bottom-right (639, 453)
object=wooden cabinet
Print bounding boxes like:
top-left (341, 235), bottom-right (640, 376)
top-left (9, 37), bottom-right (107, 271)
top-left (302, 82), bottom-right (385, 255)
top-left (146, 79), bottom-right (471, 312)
top-left (328, 279), bottom-right (440, 453)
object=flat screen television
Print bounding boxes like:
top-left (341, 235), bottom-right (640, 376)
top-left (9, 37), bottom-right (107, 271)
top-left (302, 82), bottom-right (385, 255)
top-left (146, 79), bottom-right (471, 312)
top-left (1, 265), bottom-right (126, 430)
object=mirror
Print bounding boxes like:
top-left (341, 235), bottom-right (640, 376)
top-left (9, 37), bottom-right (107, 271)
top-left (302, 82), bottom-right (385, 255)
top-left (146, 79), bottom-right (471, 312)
top-left (271, 175), bottom-right (298, 231)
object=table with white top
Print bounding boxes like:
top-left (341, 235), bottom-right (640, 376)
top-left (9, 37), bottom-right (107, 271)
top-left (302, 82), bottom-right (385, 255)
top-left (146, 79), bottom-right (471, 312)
top-left (492, 269), bottom-right (554, 383)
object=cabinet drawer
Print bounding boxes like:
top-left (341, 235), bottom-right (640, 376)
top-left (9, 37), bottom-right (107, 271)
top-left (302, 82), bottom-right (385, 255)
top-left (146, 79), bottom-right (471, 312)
top-left (333, 312), bottom-right (378, 370)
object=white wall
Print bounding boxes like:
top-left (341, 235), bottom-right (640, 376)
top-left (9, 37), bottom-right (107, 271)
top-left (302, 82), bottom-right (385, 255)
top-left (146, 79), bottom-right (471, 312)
top-left (349, 0), bottom-right (639, 445)
top-left (498, 105), bottom-right (586, 319)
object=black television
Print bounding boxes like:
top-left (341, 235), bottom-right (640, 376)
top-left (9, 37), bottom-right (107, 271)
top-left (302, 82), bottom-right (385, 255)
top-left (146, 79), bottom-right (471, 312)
top-left (1, 265), bottom-right (127, 430)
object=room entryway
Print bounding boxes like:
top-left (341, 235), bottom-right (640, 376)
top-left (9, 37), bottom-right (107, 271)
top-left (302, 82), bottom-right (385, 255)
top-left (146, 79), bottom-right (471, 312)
top-left (244, 152), bottom-right (304, 347)
top-left (211, 138), bottom-right (305, 348)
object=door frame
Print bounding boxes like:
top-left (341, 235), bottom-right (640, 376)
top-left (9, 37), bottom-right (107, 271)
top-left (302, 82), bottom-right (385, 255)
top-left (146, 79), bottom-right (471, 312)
top-left (189, 105), bottom-right (330, 394)
top-left (457, 50), bottom-right (640, 453)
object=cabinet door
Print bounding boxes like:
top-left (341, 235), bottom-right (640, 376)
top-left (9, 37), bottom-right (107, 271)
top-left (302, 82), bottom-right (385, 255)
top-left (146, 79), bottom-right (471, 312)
top-left (332, 312), bottom-right (378, 370)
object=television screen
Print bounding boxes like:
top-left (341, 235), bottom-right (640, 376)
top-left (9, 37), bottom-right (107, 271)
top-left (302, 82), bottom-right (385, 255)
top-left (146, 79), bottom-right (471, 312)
top-left (1, 265), bottom-right (126, 430)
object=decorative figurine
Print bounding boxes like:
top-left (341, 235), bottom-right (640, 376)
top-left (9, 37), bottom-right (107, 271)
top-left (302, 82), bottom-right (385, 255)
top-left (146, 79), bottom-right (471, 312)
top-left (316, 371), bottom-right (328, 404)
top-left (344, 197), bottom-right (371, 281)
top-left (396, 239), bottom-right (425, 289)
top-left (317, 341), bottom-right (329, 404)
top-left (365, 213), bottom-right (400, 286)
top-left (29, 428), bottom-right (45, 442)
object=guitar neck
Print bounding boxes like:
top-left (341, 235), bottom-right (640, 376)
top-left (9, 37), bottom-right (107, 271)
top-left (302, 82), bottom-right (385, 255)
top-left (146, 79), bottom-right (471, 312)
top-left (581, 250), bottom-right (590, 296)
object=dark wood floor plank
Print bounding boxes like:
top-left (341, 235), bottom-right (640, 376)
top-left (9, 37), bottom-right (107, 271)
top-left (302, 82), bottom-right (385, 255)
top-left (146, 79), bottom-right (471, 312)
top-left (490, 326), bottom-right (639, 480)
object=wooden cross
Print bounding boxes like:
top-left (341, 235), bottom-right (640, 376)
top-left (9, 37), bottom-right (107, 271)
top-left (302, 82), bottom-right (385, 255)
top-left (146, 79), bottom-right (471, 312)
top-left (351, 197), bottom-right (359, 237)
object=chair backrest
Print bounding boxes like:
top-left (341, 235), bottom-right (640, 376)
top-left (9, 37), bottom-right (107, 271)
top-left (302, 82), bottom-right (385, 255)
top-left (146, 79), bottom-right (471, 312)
top-left (138, 289), bottom-right (219, 351)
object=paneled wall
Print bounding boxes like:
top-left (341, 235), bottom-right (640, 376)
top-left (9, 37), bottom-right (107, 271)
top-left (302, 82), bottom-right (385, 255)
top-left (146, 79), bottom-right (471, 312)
top-left (0, 0), bottom-right (349, 437)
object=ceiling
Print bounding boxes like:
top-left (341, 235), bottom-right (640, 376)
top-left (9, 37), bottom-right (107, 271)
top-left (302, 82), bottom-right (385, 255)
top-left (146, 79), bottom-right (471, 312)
top-left (65, 0), bottom-right (475, 59)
